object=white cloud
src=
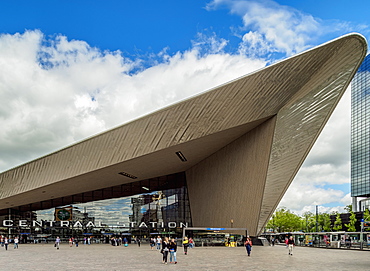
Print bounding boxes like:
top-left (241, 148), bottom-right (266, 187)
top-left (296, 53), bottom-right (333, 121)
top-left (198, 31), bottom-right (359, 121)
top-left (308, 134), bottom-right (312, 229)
top-left (207, 0), bottom-right (320, 55)
top-left (0, 30), bottom-right (266, 172)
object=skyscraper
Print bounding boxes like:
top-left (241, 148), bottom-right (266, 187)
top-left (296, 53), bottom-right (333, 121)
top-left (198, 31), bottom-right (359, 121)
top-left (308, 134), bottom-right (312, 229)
top-left (351, 54), bottom-right (370, 211)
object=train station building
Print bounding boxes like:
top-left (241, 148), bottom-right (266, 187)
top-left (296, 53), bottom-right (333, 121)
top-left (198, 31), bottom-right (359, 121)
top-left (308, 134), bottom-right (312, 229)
top-left (0, 34), bottom-right (367, 242)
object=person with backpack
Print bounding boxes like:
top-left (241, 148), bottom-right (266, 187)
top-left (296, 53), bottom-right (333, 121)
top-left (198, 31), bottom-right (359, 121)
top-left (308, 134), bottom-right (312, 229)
top-left (244, 237), bottom-right (252, 256)
top-left (182, 236), bottom-right (189, 255)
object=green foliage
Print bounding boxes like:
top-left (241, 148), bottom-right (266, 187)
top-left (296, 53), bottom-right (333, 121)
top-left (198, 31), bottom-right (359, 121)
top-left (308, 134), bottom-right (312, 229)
top-left (363, 208), bottom-right (370, 221)
top-left (266, 207), bottom-right (360, 233)
top-left (363, 209), bottom-right (370, 232)
top-left (333, 213), bottom-right (342, 231)
top-left (266, 207), bottom-right (302, 232)
top-left (344, 211), bottom-right (357, 232)
top-left (344, 205), bottom-right (352, 212)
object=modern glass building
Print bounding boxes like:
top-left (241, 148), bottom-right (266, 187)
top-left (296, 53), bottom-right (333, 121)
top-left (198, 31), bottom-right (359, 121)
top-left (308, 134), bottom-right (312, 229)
top-left (0, 173), bottom-right (192, 242)
top-left (351, 54), bottom-right (370, 210)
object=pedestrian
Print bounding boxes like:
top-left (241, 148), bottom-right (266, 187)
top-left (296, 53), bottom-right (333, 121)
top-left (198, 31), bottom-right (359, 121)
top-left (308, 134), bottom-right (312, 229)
top-left (14, 236), bottom-right (19, 249)
top-left (271, 237), bottom-right (275, 246)
top-left (137, 237), bottom-right (141, 247)
top-left (55, 236), bottom-right (60, 250)
top-left (123, 237), bottom-right (128, 247)
top-left (288, 236), bottom-right (295, 256)
top-left (189, 237), bottom-right (194, 248)
top-left (169, 238), bottom-right (177, 264)
top-left (244, 237), bottom-right (252, 256)
top-left (4, 237), bottom-right (8, 250)
top-left (75, 239), bottom-right (79, 247)
top-left (182, 236), bottom-right (189, 255)
top-left (150, 237), bottom-right (155, 250)
top-left (161, 237), bottom-right (170, 264)
top-left (69, 237), bottom-right (73, 247)
top-left (156, 236), bottom-right (162, 250)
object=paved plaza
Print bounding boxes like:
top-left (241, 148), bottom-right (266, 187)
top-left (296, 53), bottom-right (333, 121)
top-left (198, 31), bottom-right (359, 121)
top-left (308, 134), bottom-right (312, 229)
top-left (0, 243), bottom-right (369, 270)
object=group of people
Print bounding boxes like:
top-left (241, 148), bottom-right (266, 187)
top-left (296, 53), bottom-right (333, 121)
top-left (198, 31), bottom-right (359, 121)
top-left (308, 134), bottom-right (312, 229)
top-left (244, 236), bottom-right (295, 257)
top-left (110, 236), bottom-right (128, 246)
top-left (0, 236), bottom-right (18, 250)
top-left (159, 237), bottom-right (178, 264)
top-left (150, 235), bottom-right (195, 264)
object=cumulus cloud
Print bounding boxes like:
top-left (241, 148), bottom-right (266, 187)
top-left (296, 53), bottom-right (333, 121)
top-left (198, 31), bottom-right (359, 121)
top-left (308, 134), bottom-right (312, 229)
top-left (0, 30), bottom-right (266, 172)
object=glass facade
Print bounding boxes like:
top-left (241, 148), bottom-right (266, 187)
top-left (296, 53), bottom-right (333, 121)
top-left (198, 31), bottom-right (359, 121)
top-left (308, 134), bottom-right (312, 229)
top-left (351, 54), bottom-right (370, 197)
top-left (0, 173), bottom-right (192, 243)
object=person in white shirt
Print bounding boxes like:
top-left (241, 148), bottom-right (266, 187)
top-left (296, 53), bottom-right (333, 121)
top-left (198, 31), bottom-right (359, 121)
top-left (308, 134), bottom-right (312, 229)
top-left (14, 236), bottom-right (19, 249)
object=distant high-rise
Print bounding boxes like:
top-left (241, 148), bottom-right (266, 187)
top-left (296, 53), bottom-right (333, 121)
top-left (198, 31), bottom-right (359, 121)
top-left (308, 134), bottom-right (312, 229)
top-left (351, 54), bottom-right (370, 210)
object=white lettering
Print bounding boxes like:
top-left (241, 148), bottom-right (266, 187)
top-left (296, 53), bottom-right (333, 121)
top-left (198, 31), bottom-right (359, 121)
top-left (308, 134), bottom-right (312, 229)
top-left (150, 222), bottom-right (157, 227)
top-left (168, 222), bottom-right (176, 228)
top-left (139, 222), bottom-right (148, 228)
top-left (19, 220), bottom-right (28, 227)
top-left (32, 220), bottom-right (42, 227)
top-left (48, 221), bottom-right (55, 227)
top-left (73, 221), bottom-right (83, 228)
top-left (61, 221), bottom-right (70, 227)
top-left (180, 222), bottom-right (188, 228)
top-left (3, 220), bottom-right (13, 227)
top-left (129, 222), bottom-right (136, 227)
top-left (86, 221), bottom-right (95, 227)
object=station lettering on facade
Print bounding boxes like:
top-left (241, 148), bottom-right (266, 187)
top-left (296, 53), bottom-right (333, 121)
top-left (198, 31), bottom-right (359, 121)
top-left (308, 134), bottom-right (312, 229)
top-left (1, 220), bottom-right (188, 229)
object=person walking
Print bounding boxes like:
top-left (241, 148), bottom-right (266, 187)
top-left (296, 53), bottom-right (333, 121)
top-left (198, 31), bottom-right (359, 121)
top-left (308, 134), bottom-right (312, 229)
top-left (244, 237), bottom-right (252, 256)
top-left (14, 236), bottom-right (19, 249)
top-left (161, 237), bottom-right (170, 264)
top-left (4, 237), bottom-right (8, 250)
top-left (150, 237), bottom-right (155, 250)
top-left (55, 236), bottom-right (60, 250)
top-left (137, 237), bottom-right (141, 247)
top-left (182, 236), bottom-right (189, 255)
top-left (156, 236), bottom-right (162, 250)
top-left (169, 238), bottom-right (177, 264)
top-left (288, 236), bottom-right (295, 256)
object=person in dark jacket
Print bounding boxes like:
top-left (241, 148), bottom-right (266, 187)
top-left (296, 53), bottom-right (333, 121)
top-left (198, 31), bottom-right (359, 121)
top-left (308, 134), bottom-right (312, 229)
top-left (169, 238), bottom-right (177, 264)
top-left (161, 237), bottom-right (170, 264)
top-left (288, 236), bottom-right (295, 256)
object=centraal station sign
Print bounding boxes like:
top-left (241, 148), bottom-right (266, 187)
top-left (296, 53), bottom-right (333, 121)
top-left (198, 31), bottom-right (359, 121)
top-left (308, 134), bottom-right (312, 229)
top-left (1, 220), bottom-right (188, 229)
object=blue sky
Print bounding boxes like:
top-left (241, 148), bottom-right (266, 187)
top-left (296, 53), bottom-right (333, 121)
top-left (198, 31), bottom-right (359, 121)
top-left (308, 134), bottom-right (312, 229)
top-left (0, 0), bottom-right (369, 215)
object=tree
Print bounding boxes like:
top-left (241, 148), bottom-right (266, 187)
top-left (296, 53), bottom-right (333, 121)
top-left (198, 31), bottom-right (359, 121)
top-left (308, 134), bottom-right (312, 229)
top-left (344, 204), bottom-right (352, 212)
top-left (318, 213), bottom-right (331, 232)
top-left (344, 211), bottom-right (357, 232)
top-left (363, 208), bottom-right (370, 221)
top-left (302, 212), bottom-right (316, 232)
top-left (266, 207), bottom-right (302, 232)
top-left (333, 213), bottom-right (342, 231)
top-left (363, 209), bottom-right (370, 232)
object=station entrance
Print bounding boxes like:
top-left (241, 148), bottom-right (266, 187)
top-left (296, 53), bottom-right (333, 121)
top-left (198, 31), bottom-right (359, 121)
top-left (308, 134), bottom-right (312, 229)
top-left (182, 227), bottom-right (248, 247)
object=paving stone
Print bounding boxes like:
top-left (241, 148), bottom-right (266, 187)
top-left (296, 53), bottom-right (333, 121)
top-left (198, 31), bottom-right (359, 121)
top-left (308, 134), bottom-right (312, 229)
top-left (0, 243), bottom-right (368, 270)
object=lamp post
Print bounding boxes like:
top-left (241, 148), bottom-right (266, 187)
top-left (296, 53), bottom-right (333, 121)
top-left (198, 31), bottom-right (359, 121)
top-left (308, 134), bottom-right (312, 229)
top-left (315, 205), bottom-right (319, 232)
